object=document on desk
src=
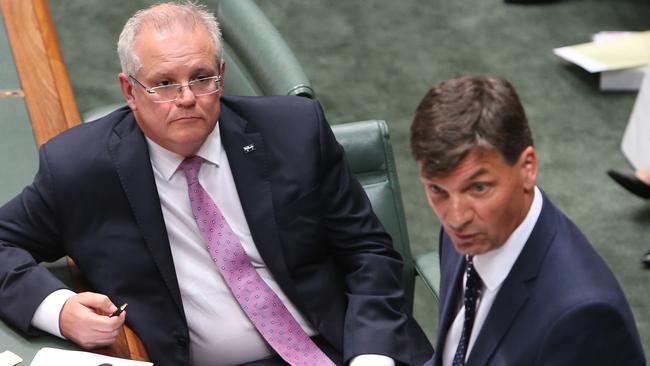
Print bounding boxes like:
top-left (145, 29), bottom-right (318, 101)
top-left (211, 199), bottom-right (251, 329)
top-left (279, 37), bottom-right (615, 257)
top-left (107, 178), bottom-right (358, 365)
top-left (30, 347), bottom-right (153, 366)
top-left (0, 350), bottom-right (22, 366)
top-left (554, 31), bottom-right (650, 72)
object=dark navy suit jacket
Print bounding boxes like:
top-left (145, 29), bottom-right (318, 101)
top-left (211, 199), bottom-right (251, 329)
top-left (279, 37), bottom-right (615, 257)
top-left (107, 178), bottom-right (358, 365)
top-left (0, 96), bottom-right (432, 366)
top-left (428, 192), bottom-right (645, 366)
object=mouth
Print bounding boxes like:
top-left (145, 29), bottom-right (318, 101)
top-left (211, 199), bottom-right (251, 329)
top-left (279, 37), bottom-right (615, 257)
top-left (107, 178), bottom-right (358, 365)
top-left (171, 116), bottom-right (201, 123)
top-left (452, 232), bottom-right (479, 243)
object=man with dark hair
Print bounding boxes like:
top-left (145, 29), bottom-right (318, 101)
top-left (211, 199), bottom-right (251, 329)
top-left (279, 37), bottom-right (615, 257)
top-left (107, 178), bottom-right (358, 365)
top-left (411, 75), bottom-right (645, 366)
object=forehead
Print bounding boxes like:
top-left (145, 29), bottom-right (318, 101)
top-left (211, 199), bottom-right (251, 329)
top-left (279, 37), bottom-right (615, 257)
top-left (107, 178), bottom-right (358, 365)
top-left (135, 23), bottom-right (217, 75)
top-left (420, 148), bottom-right (511, 185)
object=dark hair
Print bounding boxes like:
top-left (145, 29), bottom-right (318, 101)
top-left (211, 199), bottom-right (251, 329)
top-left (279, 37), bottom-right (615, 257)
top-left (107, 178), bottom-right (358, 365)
top-left (410, 75), bottom-right (533, 178)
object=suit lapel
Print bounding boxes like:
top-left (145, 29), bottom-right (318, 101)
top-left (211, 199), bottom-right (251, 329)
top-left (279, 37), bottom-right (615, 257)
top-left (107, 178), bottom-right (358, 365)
top-left (466, 279), bottom-right (530, 366)
top-left (434, 237), bottom-right (465, 366)
top-left (108, 113), bottom-right (184, 316)
top-left (217, 104), bottom-right (297, 300)
top-left (466, 193), bottom-right (557, 366)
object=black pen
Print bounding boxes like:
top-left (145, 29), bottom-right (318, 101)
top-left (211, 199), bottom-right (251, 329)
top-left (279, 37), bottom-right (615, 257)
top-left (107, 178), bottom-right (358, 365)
top-left (110, 303), bottom-right (128, 317)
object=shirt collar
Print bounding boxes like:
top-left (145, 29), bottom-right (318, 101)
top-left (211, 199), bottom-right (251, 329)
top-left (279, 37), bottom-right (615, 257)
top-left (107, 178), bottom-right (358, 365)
top-left (473, 186), bottom-right (543, 292)
top-left (146, 123), bottom-right (223, 181)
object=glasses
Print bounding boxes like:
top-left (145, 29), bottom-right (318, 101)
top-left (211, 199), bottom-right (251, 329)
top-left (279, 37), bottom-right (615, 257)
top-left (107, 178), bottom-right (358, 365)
top-left (129, 75), bottom-right (222, 103)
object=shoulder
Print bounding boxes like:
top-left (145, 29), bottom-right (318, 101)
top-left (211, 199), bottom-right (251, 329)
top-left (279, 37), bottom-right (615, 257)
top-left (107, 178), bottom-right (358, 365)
top-left (522, 199), bottom-right (644, 362)
top-left (221, 95), bottom-right (324, 127)
top-left (526, 194), bottom-right (633, 317)
top-left (43, 106), bottom-right (132, 151)
top-left (222, 94), bottom-right (319, 112)
top-left (220, 96), bottom-right (330, 149)
top-left (536, 301), bottom-right (644, 364)
top-left (39, 106), bottom-right (135, 170)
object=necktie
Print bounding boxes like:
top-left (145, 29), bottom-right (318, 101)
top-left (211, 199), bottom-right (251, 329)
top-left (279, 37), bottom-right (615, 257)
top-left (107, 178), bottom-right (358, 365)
top-left (452, 255), bottom-right (482, 366)
top-left (179, 156), bottom-right (335, 366)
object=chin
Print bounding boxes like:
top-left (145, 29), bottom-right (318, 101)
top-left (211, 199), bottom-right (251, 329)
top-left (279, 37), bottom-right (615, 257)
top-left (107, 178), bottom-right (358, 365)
top-left (452, 242), bottom-right (488, 256)
top-left (172, 126), bottom-right (212, 141)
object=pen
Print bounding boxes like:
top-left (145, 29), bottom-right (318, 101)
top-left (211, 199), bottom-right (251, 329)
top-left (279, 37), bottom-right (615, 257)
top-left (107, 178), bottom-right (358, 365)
top-left (110, 303), bottom-right (128, 317)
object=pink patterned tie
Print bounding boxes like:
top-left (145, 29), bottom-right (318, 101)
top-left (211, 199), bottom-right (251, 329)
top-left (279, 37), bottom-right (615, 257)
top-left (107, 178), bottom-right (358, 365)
top-left (179, 156), bottom-right (335, 366)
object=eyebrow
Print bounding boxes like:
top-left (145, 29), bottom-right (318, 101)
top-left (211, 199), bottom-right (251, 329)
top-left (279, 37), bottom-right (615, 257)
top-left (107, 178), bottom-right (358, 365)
top-left (423, 167), bottom-right (491, 187)
top-left (149, 66), bottom-right (218, 81)
top-left (466, 168), bottom-right (489, 180)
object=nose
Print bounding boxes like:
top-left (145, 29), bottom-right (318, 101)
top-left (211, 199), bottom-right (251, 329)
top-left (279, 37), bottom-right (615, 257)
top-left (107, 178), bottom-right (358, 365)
top-left (444, 196), bottom-right (473, 232)
top-left (175, 85), bottom-right (196, 107)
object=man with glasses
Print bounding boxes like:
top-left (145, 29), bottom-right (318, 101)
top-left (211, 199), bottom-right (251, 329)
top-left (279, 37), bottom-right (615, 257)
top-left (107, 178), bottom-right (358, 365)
top-left (0, 2), bottom-right (431, 366)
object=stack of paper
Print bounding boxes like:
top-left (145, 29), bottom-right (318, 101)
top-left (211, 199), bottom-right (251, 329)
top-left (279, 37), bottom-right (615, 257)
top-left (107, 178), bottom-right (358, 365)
top-left (554, 31), bottom-right (650, 91)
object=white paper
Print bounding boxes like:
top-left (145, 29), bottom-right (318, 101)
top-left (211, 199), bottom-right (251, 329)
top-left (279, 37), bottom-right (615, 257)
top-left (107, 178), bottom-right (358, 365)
top-left (30, 347), bottom-right (153, 366)
top-left (0, 350), bottom-right (22, 366)
top-left (553, 46), bottom-right (610, 73)
top-left (554, 31), bottom-right (650, 73)
top-left (621, 64), bottom-right (650, 169)
top-left (592, 31), bottom-right (631, 42)
top-left (600, 67), bottom-right (645, 91)
top-left (594, 32), bottom-right (647, 91)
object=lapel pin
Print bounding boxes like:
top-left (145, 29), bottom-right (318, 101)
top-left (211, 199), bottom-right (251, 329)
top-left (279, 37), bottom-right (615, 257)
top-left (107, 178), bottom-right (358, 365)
top-left (243, 144), bottom-right (256, 154)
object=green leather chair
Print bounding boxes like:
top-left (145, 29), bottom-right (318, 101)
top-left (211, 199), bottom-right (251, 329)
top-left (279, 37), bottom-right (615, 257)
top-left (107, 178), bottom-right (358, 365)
top-left (414, 250), bottom-right (440, 302)
top-left (332, 120), bottom-right (440, 312)
top-left (217, 0), bottom-right (313, 98)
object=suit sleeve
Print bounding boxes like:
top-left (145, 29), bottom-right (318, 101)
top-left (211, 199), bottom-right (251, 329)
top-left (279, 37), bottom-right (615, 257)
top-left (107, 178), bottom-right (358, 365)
top-left (0, 146), bottom-right (69, 333)
top-left (536, 302), bottom-right (645, 366)
top-left (313, 102), bottom-right (413, 363)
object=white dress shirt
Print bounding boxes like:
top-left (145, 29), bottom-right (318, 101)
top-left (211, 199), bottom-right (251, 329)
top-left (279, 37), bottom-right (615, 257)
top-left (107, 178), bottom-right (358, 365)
top-left (442, 186), bottom-right (543, 366)
top-left (32, 125), bottom-right (392, 366)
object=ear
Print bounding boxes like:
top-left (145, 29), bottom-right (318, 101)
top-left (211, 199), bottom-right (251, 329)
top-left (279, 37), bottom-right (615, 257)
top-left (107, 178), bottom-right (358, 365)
top-left (118, 73), bottom-right (137, 111)
top-left (518, 146), bottom-right (538, 192)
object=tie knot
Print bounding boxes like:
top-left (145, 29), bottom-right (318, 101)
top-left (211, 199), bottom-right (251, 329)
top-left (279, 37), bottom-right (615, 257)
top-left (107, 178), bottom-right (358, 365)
top-left (465, 255), bottom-right (475, 273)
top-left (465, 255), bottom-right (482, 294)
top-left (179, 156), bottom-right (204, 183)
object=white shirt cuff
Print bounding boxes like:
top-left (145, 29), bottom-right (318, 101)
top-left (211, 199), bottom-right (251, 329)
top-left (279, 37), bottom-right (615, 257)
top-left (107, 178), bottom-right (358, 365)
top-left (30, 289), bottom-right (76, 338)
top-left (350, 354), bottom-right (395, 366)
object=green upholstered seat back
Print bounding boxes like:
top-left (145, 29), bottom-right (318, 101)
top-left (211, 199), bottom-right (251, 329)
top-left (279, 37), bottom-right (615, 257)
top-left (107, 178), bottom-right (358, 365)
top-left (217, 0), bottom-right (314, 98)
top-left (332, 120), bottom-right (416, 311)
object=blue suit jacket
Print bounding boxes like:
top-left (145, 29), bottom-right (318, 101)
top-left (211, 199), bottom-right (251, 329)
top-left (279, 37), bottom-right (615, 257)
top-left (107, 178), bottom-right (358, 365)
top-left (430, 192), bottom-right (645, 366)
top-left (0, 96), bottom-right (432, 366)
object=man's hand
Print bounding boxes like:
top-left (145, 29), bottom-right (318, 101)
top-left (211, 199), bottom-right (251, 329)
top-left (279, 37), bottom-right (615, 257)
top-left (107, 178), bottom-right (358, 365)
top-left (59, 292), bottom-right (126, 349)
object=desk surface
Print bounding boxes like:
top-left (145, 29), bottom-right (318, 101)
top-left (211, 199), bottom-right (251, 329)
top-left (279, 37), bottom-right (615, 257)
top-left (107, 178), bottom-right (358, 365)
top-left (0, 325), bottom-right (81, 364)
top-left (0, 258), bottom-right (81, 362)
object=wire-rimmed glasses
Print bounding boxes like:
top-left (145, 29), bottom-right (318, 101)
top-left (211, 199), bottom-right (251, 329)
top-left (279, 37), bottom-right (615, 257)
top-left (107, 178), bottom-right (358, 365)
top-left (129, 75), bottom-right (222, 103)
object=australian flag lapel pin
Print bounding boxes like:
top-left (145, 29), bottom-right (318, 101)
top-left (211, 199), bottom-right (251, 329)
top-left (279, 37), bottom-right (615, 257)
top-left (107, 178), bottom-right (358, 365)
top-left (243, 143), bottom-right (256, 154)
